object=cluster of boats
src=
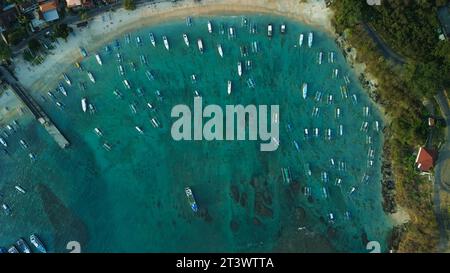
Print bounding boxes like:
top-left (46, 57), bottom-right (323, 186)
top-left (1, 234), bottom-right (47, 253)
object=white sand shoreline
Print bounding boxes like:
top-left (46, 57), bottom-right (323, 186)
top-left (13, 0), bottom-right (333, 92)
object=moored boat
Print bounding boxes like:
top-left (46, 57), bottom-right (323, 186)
top-left (15, 185), bottom-right (26, 194)
top-left (183, 33), bottom-right (189, 47)
top-left (267, 24), bottom-right (273, 37)
top-left (87, 71), bottom-right (95, 83)
top-left (207, 20), bottom-right (213, 33)
top-left (302, 83), bottom-right (307, 99)
top-left (0, 137), bottom-right (7, 147)
top-left (58, 83), bottom-right (67, 96)
top-left (197, 39), bottom-right (204, 54)
top-left (149, 32), bottom-right (156, 47)
top-left (81, 98), bottom-right (87, 113)
top-left (79, 47), bottom-right (87, 57)
top-left (185, 187), bottom-right (198, 212)
top-left (237, 61), bottom-right (242, 77)
top-left (95, 53), bottom-right (102, 66)
top-left (217, 44), bottom-right (223, 58)
top-left (16, 238), bottom-right (31, 253)
top-left (227, 80), bottom-right (232, 95)
top-left (30, 234), bottom-right (47, 253)
top-left (123, 79), bottom-right (131, 89)
top-left (308, 32), bottom-right (313, 48)
top-left (62, 73), bottom-right (71, 86)
top-left (163, 36), bottom-right (170, 50)
top-left (299, 33), bottom-right (304, 46)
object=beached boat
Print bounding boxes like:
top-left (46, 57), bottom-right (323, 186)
top-left (227, 80), bottom-right (232, 95)
top-left (267, 24), bottom-right (273, 37)
top-left (0, 137), bottom-right (7, 147)
top-left (16, 238), bottom-right (31, 253)
top-left (95, 53), bottom-right (102, 66)
top-left (87, 71), bottom-right (95, 83)
top-left (217, 44), bottom-right (223, 58)
top-left (308, 32), bottom-right (313, 48)
top-left (79, 47), bottom-right (88, 57)
top-left (207, 20), bottom-right (213, 33)
top-left (123, 79), bottom-right (131, 89)
top-left (183, 33), bottom-right (189, 47)
top-left (81, 98), bottom-right (87, 113)
top-left (237, 61), bottom-right (243, 77)
top-left (185, 187), bottom-right (198, 213)
top-left (149, 32), bottom-right (156, 47)
top-left (302, 83), bottom-right (307, 99)
top-left (197, 39), bottom-right (204, 53)
top-left (30, 234), bottom-right (47, 253)
top-left (62, 73), bottom-right (71, 86)
top-left (163, 36), bottom-right (170, 50)
top-left (75, 62), bottom-right (82, 70)
top-left (58, 83), bottom-right (67, 96)
top-left (280, 23), bottom-right (286, 34)
top-left (186, 16), bottom-right (192, 26)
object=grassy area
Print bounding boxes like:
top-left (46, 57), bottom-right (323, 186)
top-left (330, 0), bottom-right (450, 252)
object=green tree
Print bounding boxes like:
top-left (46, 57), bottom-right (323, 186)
top-left (0, 41), bottom-right (12, 61)
top-left (52, 24), bottom-right (71, 41)
top-left (123, 0), bottom-right (136, 10)
top-left (28, 38), bottom-right (41, 53)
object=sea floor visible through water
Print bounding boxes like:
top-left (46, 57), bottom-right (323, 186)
top-left (0, 14), bottom-right (391, 252)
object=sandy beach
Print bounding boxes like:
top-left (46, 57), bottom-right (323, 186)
top-left (13, 0), bottom-right (333, 92)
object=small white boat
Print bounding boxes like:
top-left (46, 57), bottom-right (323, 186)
top-left (118, 65), bottom-right (124, 76)
top-left (95, 53), bottom-right (102, 66)
top-left (308, 32), bottom-right (313, 48)
top-left (145, 70), bottom-right (154, 81)
top-left (150, 117), bottom-right (160, 128)
top-left (15, 186), bottom-right (26, 194)
top-left (194, 90), bottom-right (200, 97)
top-left (81, 98), bottom-right (87, 113)
top-left (135, 126), bottom-right (144, 134)
top-left (299, 34), bottom-right (304, 46)
top-left (280, 24), bottom-right (286, 34)
top-left (123, 79), bottom-right (131, 89)
top-left (0, 137), bottom-right (7, 147)
top-left (318, 51), bottom-right (323, 64)
top-left (207, 21), bottom-right (213, 33)
top-left (147, 102), bottom-right (154, 110)
top-left (336, 107), bottom-right (341, 119)
top-left (149, 32), bottom-right (156, 47)
top-left (191, 74), bottom-right (197, 83)
top-left (228, 27), bottom-right (235, 38)
top-left (267, 24), bottom-right (273, 37)
top-left (227, 80), bottom-right (232, 95)
top-left (163, 36), bottom-right (169, 50)
top-left (94, 128), bottom-right (103, 137)
top-left (58, 83), bottom-right (67, 96)
top-left (136, 35), bottom-right (142, 45)
top-left (103, 143), bottom-right (112, 151)
top-left (183, 33), bottom-right (189, 47)
top-left (375, 121), bottom-right (380, 132)
top-left (217, 44), bottom-right (223, 58)
top-left (237, 62), bottom-right (242, 77)
top-left (339, 124), bottom-right (344, 136)
top-left (113, 89), bottom-right (123, 99)
top-left (19, 139), bottom-right (28, 149)
top-left (302, 83), bottom-right (307, 99)
top-left (197, 39), bottom-right (204, 54)
top-left (63, 73), bottom-right (71, 86)
top-left (87, 71), bottom-right (95, 83)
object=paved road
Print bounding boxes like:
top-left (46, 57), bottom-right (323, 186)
top-left (434, 90), bottom-right (450, 252)
top-left (362, 23), bottom-right (406, 65)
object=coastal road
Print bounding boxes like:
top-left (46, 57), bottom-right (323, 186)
top-left (362, 23), bottom-right (406, 65)
top-left (434, 90), bottom-right (450, 252)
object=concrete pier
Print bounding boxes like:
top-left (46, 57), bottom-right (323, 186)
top-left (0, 66), bottom-right (70, 148)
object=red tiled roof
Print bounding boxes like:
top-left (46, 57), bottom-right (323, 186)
top-left (415, 147), bottom-right (436, 172)
top-left (40, 1), bottom-right (57, 13)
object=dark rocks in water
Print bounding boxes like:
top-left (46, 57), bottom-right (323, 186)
top-left (230, 184), bottom-right (240, 203)
top-left (230, 219), bottom-right (239, 232)
top-left (327, 227), bottom-right (337, 239)
top-left (253, 217), bottom-right (262, 226)
top-left (36, 183), bottom-right (89, 252)
top-left (250, 177), bottom-right (259, 188)
top-left (254, 197), bottom-right (273, 218)
top-left (239, 192), bottom-right (247, 207)
top-left (262, 190), bottom-right (272, 206)
top-left (199, 208), bottom-right (213, 223)
top-left (294, 207), bottom-right (306, 221)
top-left (361, 230), bottom-right (369, 246)
top-left (307, 196), bottom-right (314, 203)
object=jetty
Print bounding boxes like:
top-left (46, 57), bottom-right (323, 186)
top-left (0, 66), bottom-right (70, 148)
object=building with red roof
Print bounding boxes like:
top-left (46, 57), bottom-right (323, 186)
top-left (415, 147), bottom-right (436, 172)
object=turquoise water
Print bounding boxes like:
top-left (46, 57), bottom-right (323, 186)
top-left (0, 15), bottom-right (392, 252)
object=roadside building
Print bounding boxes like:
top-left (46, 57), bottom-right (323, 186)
top-left (65, 0), bottom-right (82, 8)
top-left (415, 147), bottom-right (437, 173)
top-left (0, 2), bottom-right (18, 44)
top-left (39, 0), bottom-right (59, 22)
